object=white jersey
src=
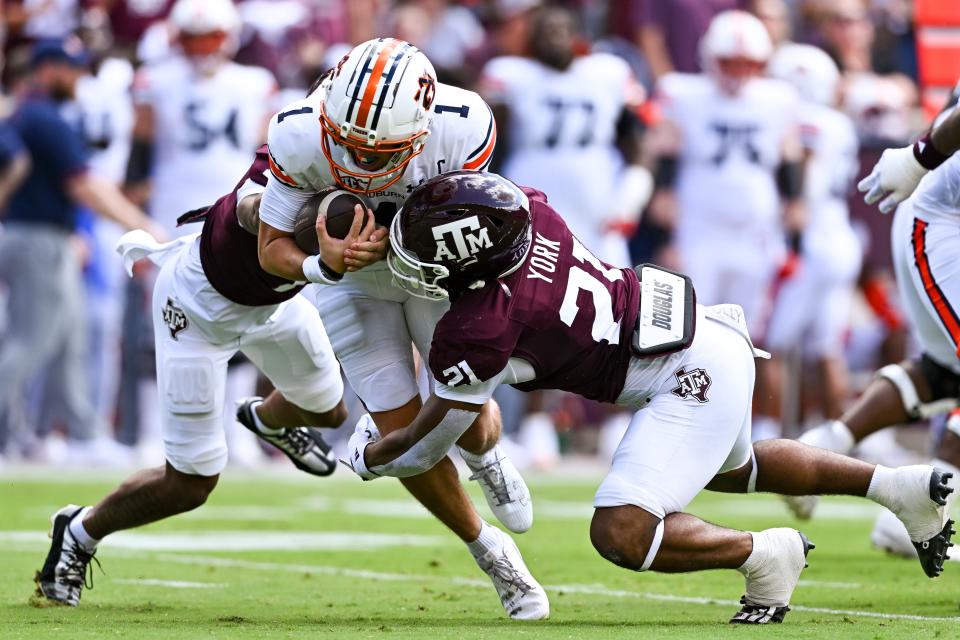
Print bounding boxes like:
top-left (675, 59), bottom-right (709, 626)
top-left (133, 57), bottom-right (277, 233)
top-left (75, 58), bottom-right (135, 185)
top-left (798, 102), bottom-right (859, 234)
top-left (659, 73), bottom-right (798, 234)
top-left (259, 81), bottom-right (496, 233)
top-left (480, 53), bottom-right (640, 258)
top-left (913, 155), bottom-right (960, 220)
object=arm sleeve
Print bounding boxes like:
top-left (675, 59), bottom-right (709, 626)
top-left (258, 174), bottom-right (313, 232)
top-left (368, 408), bottom-right (480, 478)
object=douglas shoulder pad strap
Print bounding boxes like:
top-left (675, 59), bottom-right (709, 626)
top-left (632, 263), bottom-right (696, 357)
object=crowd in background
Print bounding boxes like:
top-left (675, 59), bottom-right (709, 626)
top-left (0, 0), bottom-right (935, 470)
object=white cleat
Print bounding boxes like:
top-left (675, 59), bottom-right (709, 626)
top-left (464, 445), bottom-right (533, 533)
top-left (781, 421), bottom-right (855, 521)
top-left (871, 507), bottom-right (917, 558)
top-left (474, 526), bottom-right (549, 620)
top-left (883, 466), bottom-right (955, 577)
top-left (730, 528), bottom-right (813, 624)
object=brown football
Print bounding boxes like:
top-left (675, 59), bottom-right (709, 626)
top-left (293, 188), bottom-right (372, 254)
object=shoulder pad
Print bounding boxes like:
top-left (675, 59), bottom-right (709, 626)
top-left (266, 99), bottom-right (322, 189)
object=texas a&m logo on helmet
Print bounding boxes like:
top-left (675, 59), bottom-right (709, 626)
top-left (388, 171), bottom-right (532, 300)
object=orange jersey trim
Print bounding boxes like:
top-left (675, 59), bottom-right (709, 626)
top-left (463, 119), bottom-right (497, 170)
top-left (912, 217), bottom-right (960, 355)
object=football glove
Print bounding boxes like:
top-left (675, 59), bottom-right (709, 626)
top-left (857, 145), bottom-right (928, 214)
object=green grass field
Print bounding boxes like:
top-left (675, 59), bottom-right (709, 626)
top-left (1, 466), bottom-right (957, 639)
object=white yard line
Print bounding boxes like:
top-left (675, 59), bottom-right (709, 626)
top-left (112, 579), bottom-right (226, 589)
top-left (139, 552), bottom-right (959, 623)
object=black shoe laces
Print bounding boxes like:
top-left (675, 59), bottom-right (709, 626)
top-left (61, 543), bottom-right (102, 592)
top-left (279, 428), bottom-right (315, 457)
top-left (470, 460), bottom-right (512, 506)
top-left (487, 553), bottom-right (532, 599)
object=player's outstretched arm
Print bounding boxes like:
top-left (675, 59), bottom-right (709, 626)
top-left (346, 394), bottom-right (483, 480)
top-left (859, 108), bottom-right (960, 213)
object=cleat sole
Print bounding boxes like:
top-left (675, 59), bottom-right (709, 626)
top-left (913, 518), bottom-right (955, 578)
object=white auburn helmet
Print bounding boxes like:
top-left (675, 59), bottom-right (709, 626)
top-left (170, 0), bottom-right (240, 68)
top-left (320, 38), bottom-right (436, 194)
top-left (700, 10), bottom-right (773, 94)
top-left (768, 43), bottom-right (840, 106)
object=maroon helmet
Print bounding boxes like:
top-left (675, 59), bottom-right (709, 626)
top-left (388, 170), bottom-right (532, 299)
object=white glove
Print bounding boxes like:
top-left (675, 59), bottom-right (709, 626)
top-left (857, 145), bottom-right (928, 214)
top-left (343, 413), bottom-right (381, 481)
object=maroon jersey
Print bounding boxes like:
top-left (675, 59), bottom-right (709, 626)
top-left (429, 189), bottom-right (640, 403)
top-left (198, 146), bottom-right (305, 306)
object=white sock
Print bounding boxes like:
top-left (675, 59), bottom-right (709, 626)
top-left (459, 445), bottom-right (500, 470)
top-left (737, 530), bottom-right (768, 576)
top-left (466, 521), bottom-right (501, 557)
top-left (68, 507), bottom-right (100, 552)
top-left (799, 420), bottom-right (855, 454)
top-left (251, 400), bottom-right (284, 436)
top-left (866, 464), bottom-right (900, 512)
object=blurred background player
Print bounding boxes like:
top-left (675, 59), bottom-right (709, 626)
top-left (257, 39), bottom-right (547, 620)
top-left (648, 10), bottom-right (803, 339)
top-left (756, 44), bottom-right (862, 440)
top-left (0, 37), bottom-right (159, 463)
top-left (125, 0), bottom-right (276, 235)
top-left (479, 4), bottom-right (653, 465)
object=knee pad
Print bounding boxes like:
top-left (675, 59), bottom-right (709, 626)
top-left (877, 357), bottom-right (959, 420)
top-left (640, 520), bottom-right (664, 571)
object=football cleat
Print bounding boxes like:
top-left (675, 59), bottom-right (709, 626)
top-left (781, 494), bottom-right (818, 521)
top-left (237, 397), bottom-right (336, 476)
top-left (464, 445), bottom-right (533, 533)
top-left (32, 505), bottom-right (100, 607)
top-left (474, 527), bottom-right (549, 620)
top-left (730, 529), bottom-right (813, 625)
top-left (883, 467), bottom-right (954, 577)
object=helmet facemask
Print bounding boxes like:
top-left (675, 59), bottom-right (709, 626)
top-left (387, 211), bottom-right (452, 300)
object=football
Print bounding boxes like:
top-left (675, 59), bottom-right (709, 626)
top-left (293, 188), bottom-right (372, 254)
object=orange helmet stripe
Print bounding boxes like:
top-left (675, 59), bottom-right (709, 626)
top-left (355, 39), bottom-right (401, 130)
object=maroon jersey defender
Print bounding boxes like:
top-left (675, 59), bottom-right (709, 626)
top-left (179, 145), bottom-right (305, 306)
top-left (429, 187), bottom-right (640, 403)
top-left (347, 170), bottom-right (956, 627)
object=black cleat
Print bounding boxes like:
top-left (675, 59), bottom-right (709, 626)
top-left (237, 397), bottom-right (336, 476)
top-left (913, 471), bottom-right (954, 578)
top-left (729, 531), bottom-right (814, 625)
top-left (729, 598), bottom-right (789, 624)
top-left (31, 505), bottom-right (100, 607)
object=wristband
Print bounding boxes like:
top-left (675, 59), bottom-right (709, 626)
top-left (913, 132), bottom-right (953, 170)
top-left (301, 254), bottom-right (343, 285)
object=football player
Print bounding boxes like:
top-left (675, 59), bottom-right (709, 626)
top-left (346, 170), bottom-right (954, 625)
top-left (649, 10), bottom-right (803, 336)
top-left (758, 45), bottom-right (862, 436)
top-left (256, 39), bottom-right (547, 620)
top-left (32, 147), bottom-right (351, 607)
top-left (126, 0), bottom-right (277, 235)
top-left (783, 89), bottom-right (960, 553)
top-left (479, 5), bottom-right (652, 267)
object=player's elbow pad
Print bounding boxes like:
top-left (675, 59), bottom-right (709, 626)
top-left (125, 139), bottom-right (154, 185)
top-left (654, 156), bottom-right (678, 189)
top-left (776, 161), bottom-right (804, 200)
top-left (369, 409), bottom-right (478, 478)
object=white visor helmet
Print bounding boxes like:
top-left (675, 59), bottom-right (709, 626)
top-left (700, 10), bottom-right (773, 94)
top-left (768, 43), bottom-right (840, 106)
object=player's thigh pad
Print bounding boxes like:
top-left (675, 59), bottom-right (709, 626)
top-left (242, 295), bottom-right (344, 413)
top-left (153, 260), bottom-right (232, 476)
top-left (892, 203), bottom-right (960, 365)
top-left (303, 270), bottom-right (418, 412)
top-left (595, 318), bottom-right (756, 518)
